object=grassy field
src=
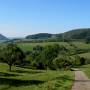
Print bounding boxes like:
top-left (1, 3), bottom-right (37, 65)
top-left (0, 63), bottom-right (74, 90)
top-left (16, 41), bottom-right (90, 52)
top-left (0, 41), bottom-right (90, 52)
top-left (17, 42), bottom-right (74, 51)
top-left (80, 64), bottom-right (90, 79)
top-left (0, 41), bottom-right (90, 90)
top-left (72, 42), bottom-right (90, 50)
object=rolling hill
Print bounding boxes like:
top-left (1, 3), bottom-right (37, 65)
top-left (26, 28), bottom-right (90, 40)
top-left (26, 33), bottom-right (52, 39)
top-left (61, 28), bottom-right (90, 39)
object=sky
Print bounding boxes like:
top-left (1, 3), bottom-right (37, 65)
top-left (0, 0), bottom-right (90, 37)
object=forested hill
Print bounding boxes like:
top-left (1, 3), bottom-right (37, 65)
top-left (26, 28), bottom-right (90, 40)
top-left (26, 33), bottom-right (52, 39)
top-left (0, 34), bottom-right (9, 40)
top-left (61, 28), bottom-right (90, 39)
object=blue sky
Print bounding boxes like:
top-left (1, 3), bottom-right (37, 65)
top-left (0, 0), bottom-right (90, 37)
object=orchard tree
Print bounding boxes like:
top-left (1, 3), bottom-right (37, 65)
top-left (53, 54), bottom-right (73, 70)
top-left (2, 43), bottom-right (25, 71)
top-left (86, 36), bottom-right (90, 44)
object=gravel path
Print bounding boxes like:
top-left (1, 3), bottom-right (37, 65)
top-left (72, 70), bottom-right (90, 90)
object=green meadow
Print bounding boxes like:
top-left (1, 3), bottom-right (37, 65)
top-left (0, 63), bottom-right (74, 90)
top-left (17, 41), bottom-right (90, 51)
top-left (17, 42), bottom-right (70, 51)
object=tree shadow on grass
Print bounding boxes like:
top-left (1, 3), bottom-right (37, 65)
top-left (0, 86), bottom-right (11, 90)
top-left (54, 75), bottom-right (74, 82)
top-left (79, 66), bottom-right (89, 68)
top-left (0, 72), bottom-right (20, 77)
top-left (12, 70), bottom-right (44, 74)
top-left (0, 77), bottom-right (45, 87)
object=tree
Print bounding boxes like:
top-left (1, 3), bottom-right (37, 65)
top-left (32, 44), bottom-right (60, 69)
top-left (86, 36), bottom-right (90, 44)
top-left (33, 45), bottom-right (44, 51)
top-left (53, 54), bottom-right (73, 70)
top-left (2, 43), bottom-right (25, 71)
top-left (80, 57), bottom-right (86, 65)
top-left (31, 44), bottom-right (70, 70)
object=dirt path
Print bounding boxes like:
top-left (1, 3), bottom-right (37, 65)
top-left (72, 70), bottom-right (90, 90)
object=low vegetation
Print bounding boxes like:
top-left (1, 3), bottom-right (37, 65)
top-left (0, 63), bottom-right (74, 90)
top-left (0, 41), bottom-right (88, 71)
top-left (80, 64), bottom-right (90, 78)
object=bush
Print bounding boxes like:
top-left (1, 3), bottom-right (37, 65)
top-left (52, 55), bottom-right (73, 70)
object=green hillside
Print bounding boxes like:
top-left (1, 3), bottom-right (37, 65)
top-left (61, 28), bottom-right (90, 39)
top-left (25, 28), bottom-right (90, 41)
top-left (26, 33), bottom-right (52, 39)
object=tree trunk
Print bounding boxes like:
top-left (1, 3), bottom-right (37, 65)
top-left (9, 65), bottom-right (12, 71)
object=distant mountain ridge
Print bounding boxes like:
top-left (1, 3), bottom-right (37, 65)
top-left (61, 28), bottom-right (90, 39)
top-left (26, 28), bottom-right (90, 40)
top-left (0, 34), bottom-right (9, 40)
top-left (26, 33), bottom-right (52, 39)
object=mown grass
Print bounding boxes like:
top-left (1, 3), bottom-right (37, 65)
top-left (0, 63), bottom-right (74, 90)
top-left (80, 64), bottom-right (90, 79)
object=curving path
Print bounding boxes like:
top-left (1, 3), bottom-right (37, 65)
top-left (72, 70), bottom-right (90, 90)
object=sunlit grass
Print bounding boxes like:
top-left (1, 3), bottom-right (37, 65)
top-left (0, 63), bottom-right (74, 90)
top-left (80, 64), bottom-right (90, 78)
top-left (17, 42), bottom-right (72, 51)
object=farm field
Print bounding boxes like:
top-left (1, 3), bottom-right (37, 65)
top-left (0, 63), bottom-right (74, 90)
